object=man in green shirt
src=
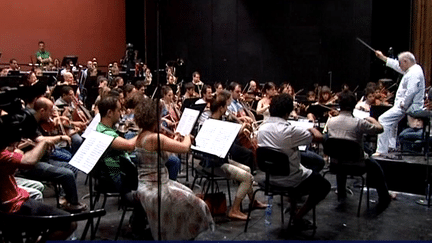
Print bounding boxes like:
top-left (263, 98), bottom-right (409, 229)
top-left (35, 41), bottom-right (52, 67)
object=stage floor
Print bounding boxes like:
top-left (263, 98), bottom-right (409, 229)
top-left (41, 154), bottom-right (432, 241)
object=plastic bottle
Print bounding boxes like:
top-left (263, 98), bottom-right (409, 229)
top-left (264, 195), bottom-right (273, 227)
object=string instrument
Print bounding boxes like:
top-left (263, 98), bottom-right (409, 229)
top-left (226, 108), bottom-right (258, 157)
top-left (72, 95), bottom-right (92, 125)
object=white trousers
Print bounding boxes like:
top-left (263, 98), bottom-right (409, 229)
top-left (15, 177), bottom-right (45, 201)
top-left (376, 106), bottom-right (406, 154)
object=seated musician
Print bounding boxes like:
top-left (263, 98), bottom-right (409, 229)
top-left (200, 93), bottom-right (267, 220)
top-left (398, 88), bottom-right (432, 153)
top-left (195, 85), bottom-right (214, 126)
top-left (279, 83), bottom-right (299, 119)
top-left (18, 97), bottom-right (87, 212)
top-left (111, 76), bottom-right (124, 89)
top-left (325, 90), bottom-right (394, 211)
top-left (257, 93), bottom-right (330, 230)
top-left (214, 82), bottom-right (224, 96)
top-left (183, 82), bottom-right (197, 100)
top-left (227, 82), bottom-right (253, 124)
top-left (0, 133), bottom-right (76, 240)
top-left (256, 82), bottom-right (277, 120)
top-left (144, 68), bottom-right (152, 86)
top-left (95, 95), bottom-right (138, 196)
top-left (195, 84), bottom-right (213, 106)
top-left (161, 85), bottom-right (181, 132)
top-left (58, 71), bottom-right (75, 86)
top-left (7, 58), bottom-right (19, 73)
top-left (192, 71), bottom-right (204, 96)
top-left (306, 86), bottom-right (338, 122)
top-left (95, 95), bottom-right (146, 233)
top-left (355, 87), bottom-right (376, 112)
top-left (54, 85), bottom-right (87, 132)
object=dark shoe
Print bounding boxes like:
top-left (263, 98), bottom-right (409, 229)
top-left (291, 218), bottom-right (316, 231)
top-left (63, 202), bottom-right (87, 213)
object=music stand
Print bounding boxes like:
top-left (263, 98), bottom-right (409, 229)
top-left (0, 76), bottom-right (25, 88)
top-left (180, 98), bottom-right (200, 113)
top-left (370, 105), bottom-right (391, 120)
top-left (61, 56), bottom-right (78, 67)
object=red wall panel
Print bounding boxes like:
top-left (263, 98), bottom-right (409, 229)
top-left (0, 0), bottom-right (126, 68)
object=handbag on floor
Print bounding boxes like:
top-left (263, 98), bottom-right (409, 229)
top-left (197, 192), bottom-right (227, 216)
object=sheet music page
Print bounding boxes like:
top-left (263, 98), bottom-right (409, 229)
top-left (69, 131), bottom-right (114, 174)
top-left (191, 119), bottom-right (242, 158)
top-left (289, 120), bottom-right (314, 151)
top-left (353, 109), bottom-right (370, 119)
top-left (288, 120), bottom-right (314, 129)
top-left (81, 113), bottom-right (101, 138)
top-left (175, 108), bottom-right (200, 136)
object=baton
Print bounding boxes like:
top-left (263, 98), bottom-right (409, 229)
top-left (356, 37), bottom-right (376, 52)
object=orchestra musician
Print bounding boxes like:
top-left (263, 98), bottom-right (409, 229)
top-left (257, 93), bottom-right (330, 229)
top-left (243, 80), bottom-right (262, 107)
top-left (279, 83), bottom-right (300, 119)
top-left (183, 82), bottom-right (199, 100)
top-left (227, 82), bottom-right (254, 124)
top-left (256, 82), bottom-right (277, 121)
top-left (54, 86), bottom-right (87, 132)
top-left (355, 87), bottom-right (376, 112)
top-left (373, 50), bottom-right (425, 158)
top-left (191, 71), bottom-right (204, 97)
top-left (214, 82), bottom-right (224, 97)
top-left (161, 85), bottom-right (181, 132)
top-left (199, 92), bottom-right (267, 220)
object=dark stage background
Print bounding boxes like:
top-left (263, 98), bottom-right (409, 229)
top-left (126, 0), bottom-right (411, 92)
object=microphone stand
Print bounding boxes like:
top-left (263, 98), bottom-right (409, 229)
top-left (155, 0), bottom-right (162, 240)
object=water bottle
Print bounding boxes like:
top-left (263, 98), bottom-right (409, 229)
top-left (264, 195), bottom-right (273, 227)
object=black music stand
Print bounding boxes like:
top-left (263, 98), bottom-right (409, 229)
top-left (180, 98), bottom-right (200, 113)
top-left (61, 56), bottom-right (78, 67)
top-left (0, 76), bottom-right (25, 88)
top-left (370, 105), bottom-right (391, 120)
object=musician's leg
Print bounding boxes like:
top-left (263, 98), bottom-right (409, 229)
top-left (165, 155), bottom-right (181, 180)
top-left (376, 107), bottom-right (405, 154)
top-left (301, 150), bottom-right (325, 173)
top-left (220, 163), bottom-right (252, 220)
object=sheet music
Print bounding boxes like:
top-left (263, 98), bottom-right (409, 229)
top-left (175, 108), bottom-right (200, 136)
top-left (353, 109), bottom-right (370, 119)
top-left (289, 120), bottom-right (314, 151)
top-left (69, 131), bottom-right (114, 174)
top-left (81, 113), bottom-right (101, 138)
top-left (191, 119), bottom-right (242, 158)
top-left (289, 120), bottom-right (314, 129)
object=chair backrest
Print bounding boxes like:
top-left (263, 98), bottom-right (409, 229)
top-left (0, 209), bottom-right (106, 242)
top-left (323, 137), bottom-right (364, 163)
top-left (256, 147), bottom-right (290, 176)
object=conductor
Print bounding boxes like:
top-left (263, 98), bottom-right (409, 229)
top-left (373, 50), bottom-right (425, 158)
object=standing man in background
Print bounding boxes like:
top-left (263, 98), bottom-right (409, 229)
top-left (36, 41), bottom-right (52, 68)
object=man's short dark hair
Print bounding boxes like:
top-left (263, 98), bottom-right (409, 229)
top-left (338, 90), bottom-right (357, 111)
top-left (9, 58), bottom-right (17, 64)
top-left (210, 95), bottom-right (228, 113)
top-left (184, 82), bottom-right (194, 90)
top-left (192, 71), bottom-right (200, 77)
top-left (202, 84), bottom-right (212, 97)
top-left (227, 82), bottom-right (240, 92)
top-left (61, 86), bottom-right (73, 97)
top-left (269, 94), bottom-right (293, 118)
top-left (98, 96), bottom-right (119, 117)
top-left (38, 41), bottom-right (45, 45)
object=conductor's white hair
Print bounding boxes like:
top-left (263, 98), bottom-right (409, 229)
top-left (398, 52), bottom-right (416, 63)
